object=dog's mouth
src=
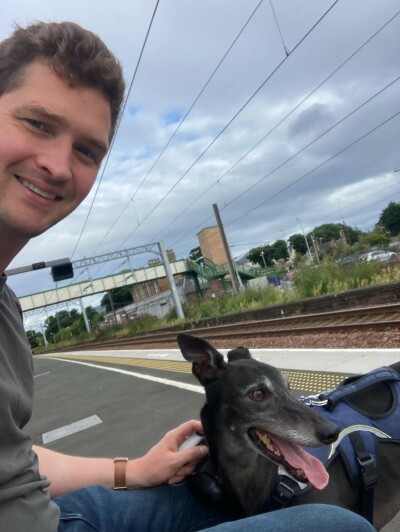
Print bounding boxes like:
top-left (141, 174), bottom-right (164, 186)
top-left (248, 428), bottom-right (329, 490)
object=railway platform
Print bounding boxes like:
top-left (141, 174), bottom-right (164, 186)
top-left (29, 347), bottom-right (400, 531)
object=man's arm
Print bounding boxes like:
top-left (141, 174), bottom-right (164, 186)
top-left (34, 420), bottom-right (208, 498)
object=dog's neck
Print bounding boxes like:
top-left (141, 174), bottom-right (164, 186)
top-left (202, 405), bottom-right (279, 515)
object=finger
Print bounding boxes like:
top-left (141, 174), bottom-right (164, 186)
top-left (173, 466), bottom-right (194, 480)
top-left (177, 444), bottom-right (208, 465)
top-left (173, 419), bottom-right (204, 441)
top-left (168, 475), bottom-right (186, 485)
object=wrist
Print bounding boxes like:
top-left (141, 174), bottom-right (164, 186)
top-left (125, 457), bottom-right (150, 489)
top-left (113, 457), bottom-right (129, 490)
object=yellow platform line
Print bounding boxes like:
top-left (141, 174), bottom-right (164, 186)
top-left (48, 354), bottom-right (349, 394)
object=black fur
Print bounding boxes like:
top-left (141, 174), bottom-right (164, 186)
top-left (177, 333), bottom-right (400, 529)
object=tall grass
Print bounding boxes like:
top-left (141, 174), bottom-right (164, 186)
top-left (183, 285), bottom-right (297, 322)
top-left (35, 259), bottom-right (400, 351)
top-left (292, 258), bottom-right (396, 298)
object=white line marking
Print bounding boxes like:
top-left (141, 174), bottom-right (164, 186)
top-left (34, 371), bottom-right (50, 378)
top-left (48, 357), bottom-right (204, 394)
top-left (42, 415), bottom-right (103, 444)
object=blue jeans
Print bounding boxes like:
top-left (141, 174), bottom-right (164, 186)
top-left (55, 483), bottom-right (375, 532)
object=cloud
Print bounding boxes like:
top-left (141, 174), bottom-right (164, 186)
top-left (2, 0), bottom-right (400, 301)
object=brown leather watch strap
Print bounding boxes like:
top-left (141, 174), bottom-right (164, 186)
top-left (113, 457), bottom-right (129, 490)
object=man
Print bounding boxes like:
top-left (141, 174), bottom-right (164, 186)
top-left (0, 21), bottom-right (374, 531)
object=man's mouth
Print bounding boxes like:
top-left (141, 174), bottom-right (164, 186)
top-left (18, 177), bottom-right (59, 201)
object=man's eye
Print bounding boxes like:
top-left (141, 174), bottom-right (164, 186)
top-left (76, 146), bottom-right (96, 162)
top-left (26, 119), bottom-right (46, 131)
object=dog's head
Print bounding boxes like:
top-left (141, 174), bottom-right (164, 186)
top-left (177, 332), bottom-right (338, 490)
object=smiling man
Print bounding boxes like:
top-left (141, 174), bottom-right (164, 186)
top-left (0, 20), bottom-right (375, 532)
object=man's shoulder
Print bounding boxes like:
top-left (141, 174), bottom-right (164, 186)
top-left (1, 279), bottom-right (23, 318)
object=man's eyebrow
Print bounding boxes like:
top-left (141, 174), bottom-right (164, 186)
top-left (16, 104), bottom-right (109, 154)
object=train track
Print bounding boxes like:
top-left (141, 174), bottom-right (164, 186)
top-left (57, 302), bottom-right (400, 352)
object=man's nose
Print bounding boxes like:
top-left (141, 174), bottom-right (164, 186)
top-left (35, 140), bottom-right (73, 181)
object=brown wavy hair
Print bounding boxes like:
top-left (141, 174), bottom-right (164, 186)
top-left (0, 21), bottom-right (125, 139)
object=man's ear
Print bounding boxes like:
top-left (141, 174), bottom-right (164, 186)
top-left (177, 333), bottom-right (226, 386)
top-left (227, 346), bottom-right (252, 362)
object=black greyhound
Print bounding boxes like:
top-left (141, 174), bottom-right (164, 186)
top-left (177, 333), bottom-right (400, 530)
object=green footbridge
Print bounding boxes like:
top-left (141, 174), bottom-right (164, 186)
top-left (185, 258), bottom-right (276, 295)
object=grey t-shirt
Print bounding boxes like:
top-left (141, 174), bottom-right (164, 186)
top-left (0, 276), bottom-right (59, 531)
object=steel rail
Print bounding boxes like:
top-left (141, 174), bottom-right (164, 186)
top-left (55, 302), bottom-right (400, 352)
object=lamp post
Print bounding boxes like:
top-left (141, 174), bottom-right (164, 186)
top-left (296, 218), bottom-right (312, 261)
top-left (260, 251), bottom-right (267, 269)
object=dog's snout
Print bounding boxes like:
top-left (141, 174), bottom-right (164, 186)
top-left (318, 423), bottom-right (340, 445)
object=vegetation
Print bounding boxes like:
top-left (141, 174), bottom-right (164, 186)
top-left (31, 200), bottom-right (400, 352)
top-left (378, 201), bottom-right (400, 236)
top-left (247, 240), bottom-right (289, 267)
top-left (100, 286), bottom-right (133, 313)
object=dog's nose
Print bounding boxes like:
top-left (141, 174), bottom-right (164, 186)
top-left (318, 424), bottom-right (340, 445)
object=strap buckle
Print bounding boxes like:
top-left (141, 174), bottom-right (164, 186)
top-left (357, 454), bottom-right (377, 489)
top-left (300, 394), bottom-right (328, 407)
top-left (271, 480), bottom-right (295, 507)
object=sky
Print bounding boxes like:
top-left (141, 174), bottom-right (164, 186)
top-left (2, 0), bottom-right (400, 317)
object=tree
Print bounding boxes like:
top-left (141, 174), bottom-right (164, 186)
top-left (26, 329), bottom-right (42, 349)
top-left (44, 311), bottom-right (74, 341)
top-left (378, 202), bottom-right (400, 236)
top-left (288, 233), bottom-right (308, 255)
top-left (270, 240), bottom-right (289, 261)
top-left (359, 230), bottom-right (390, 247)
top-left (247, 240), bottom-right (289, 267)
top-left (247, 246), bottom-right (270, 267)
top-left (100, 286), bottom-right (133, 313)
top-left (312, 223), bottom-right (362, 246)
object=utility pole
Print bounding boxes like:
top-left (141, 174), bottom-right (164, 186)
top-left (213, 204), bottom-right (240, 294)
top-left (158, 241), bottom-right (184, 320)
top-left (296, 217), bottom-right (313, 262)
top-left (79, 298), bottom-right (91, 333)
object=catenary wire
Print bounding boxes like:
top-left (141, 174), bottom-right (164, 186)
top-left (116, 0), bottom-right (340, 250)
top-left (89, 0), bottom-right (266, 256)
top-left (225, 109), bottom-right (400, 228)
top-left (169, 76), bottom-right (400, 249)
top-left (151, 11), bottom-right (400, 243)
top-left (70, 0), bottom-right (161, 261)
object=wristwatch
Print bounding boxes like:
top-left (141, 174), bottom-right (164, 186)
top-left (113, 457), bottom-right (129, 490)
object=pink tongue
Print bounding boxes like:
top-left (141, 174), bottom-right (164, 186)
top-left (271, 434), bottom-right (329, 489)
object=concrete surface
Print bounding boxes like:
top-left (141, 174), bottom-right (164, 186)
top-left (29, 348), bottom-right (400, 531)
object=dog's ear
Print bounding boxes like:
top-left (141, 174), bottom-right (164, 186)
top-left (227, 346), bottom-right (252, 362)
top-left (177, 333), bottom-right (226, 385)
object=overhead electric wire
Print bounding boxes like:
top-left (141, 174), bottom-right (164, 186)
top-left (175, 179), bottom-right (400, 260)
top-left (217, 76), bottom-right (400, 216)
top-left (169, 74), bottom-right (400, 249)
top-left (225, 109), bottom-right (400, 228)
top-left (69, 0), bottom-right (161, 261)
top-left (116, 0), bottom-right (340, 250)
top-left (90, 0), bottom-right (266, 256)
top-left (269, 0), bottom-right (290, 56)
top-left (151, 10), bottom-right (400, 243)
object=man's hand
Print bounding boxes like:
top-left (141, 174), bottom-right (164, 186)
top-left (128, 420), bottom-right (208, 487)
top-left (33, 420), bottom-right (208, 496)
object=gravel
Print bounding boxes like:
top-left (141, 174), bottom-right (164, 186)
top-left (123, 330), bottom-right (400, 351)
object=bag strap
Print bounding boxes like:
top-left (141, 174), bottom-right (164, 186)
top-left (349, 432), bottom-right (378, 524)
top-left (322, 367), bottom-right (400, 411)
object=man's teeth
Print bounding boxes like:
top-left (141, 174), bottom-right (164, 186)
top-left (19, 178), bottom-right (57, 200)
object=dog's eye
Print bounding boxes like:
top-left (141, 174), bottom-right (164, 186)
top-left (248, 389), bottom-right (265, 401)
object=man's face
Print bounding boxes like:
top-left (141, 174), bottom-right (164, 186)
top-left (0, 60), bottom-right (111, 244)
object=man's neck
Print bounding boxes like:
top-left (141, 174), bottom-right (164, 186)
top-left (0, 228), bottom-right (29, 274)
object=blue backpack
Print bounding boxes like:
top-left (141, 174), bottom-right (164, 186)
top-left (273, 365), bottom-right (400, 523)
